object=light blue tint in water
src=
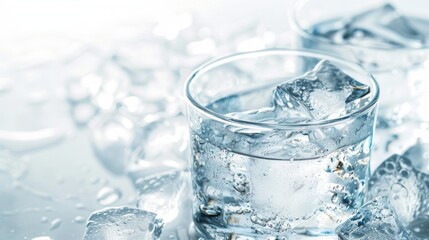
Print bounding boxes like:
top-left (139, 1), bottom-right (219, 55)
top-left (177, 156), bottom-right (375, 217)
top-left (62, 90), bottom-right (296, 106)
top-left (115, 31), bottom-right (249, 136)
top-left (186, 50), bottom-right (379, 239)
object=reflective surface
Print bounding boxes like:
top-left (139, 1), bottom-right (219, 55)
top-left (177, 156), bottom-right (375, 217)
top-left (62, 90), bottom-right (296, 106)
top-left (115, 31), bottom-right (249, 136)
top-left (0, 0), bottom-right (300, 239)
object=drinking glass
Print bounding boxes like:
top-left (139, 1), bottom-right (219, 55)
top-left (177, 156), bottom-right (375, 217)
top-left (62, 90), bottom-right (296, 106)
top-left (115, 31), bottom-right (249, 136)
top-left (185, 49), bottom-right (379, 239)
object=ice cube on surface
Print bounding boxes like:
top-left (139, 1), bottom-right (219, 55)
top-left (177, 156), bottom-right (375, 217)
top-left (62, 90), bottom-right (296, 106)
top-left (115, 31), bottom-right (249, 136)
top-left (403, 140), bottom-right (429, 174)
top-left (328, 4), bottom-right (426, 48)
top-left (336, 197), bottom-right (416, 240)
top-left (126, 115), bottom-right (189, 181)
top-left (368, 154), bottom-right (429, 225)
top-left (90, 114), bottom-right (135, 175)
top-left (82, 207), bottom-right (163, 240)
top-left (273, 60), bottom-right (370, 120)
top-left (135, 170), bottom-right (188, 223)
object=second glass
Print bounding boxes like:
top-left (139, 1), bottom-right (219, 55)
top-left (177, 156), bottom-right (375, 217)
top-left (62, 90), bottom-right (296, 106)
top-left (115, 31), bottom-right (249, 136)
top-left (185, 49), bottom-right (379, 239)
top-left (292, 0), bottom-right (429, 167)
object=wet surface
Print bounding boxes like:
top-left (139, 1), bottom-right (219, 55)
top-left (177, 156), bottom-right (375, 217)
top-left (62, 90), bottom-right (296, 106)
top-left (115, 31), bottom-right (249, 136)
top-left (0, 1), bottom-right (297, 239)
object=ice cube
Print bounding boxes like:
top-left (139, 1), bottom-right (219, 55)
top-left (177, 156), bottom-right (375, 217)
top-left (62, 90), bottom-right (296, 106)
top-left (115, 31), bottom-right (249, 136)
top-left (368, 154), bottom-right (429, 224)
top-left (340, 4), bottom-right (425, 48)
top-left (90, 114), bottom-right (135, 175)
top-left (127, 115), bottom-right (189, 181)
top-left (83, 207), bottom-right (164, 240)
top-left (135, 170), bottom-right (188, 223)
top-left (403, 139), bottom-right (429, 174)
top-left (336, 196), bottom-right (416, 240)
top-left (273, 60), bottom-right (370, 120)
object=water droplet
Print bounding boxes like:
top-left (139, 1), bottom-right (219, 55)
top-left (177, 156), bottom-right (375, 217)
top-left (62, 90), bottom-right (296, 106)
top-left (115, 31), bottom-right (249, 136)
top-left (32, 237), bottom-right (52, 240)
top-left (40, 216), bottom-right (48, 223)
top-left (399, 169), bottom-right (410, 178)
top-left (385, 161), bottom-right (396, 171)
top-left (199, 204), bottom-right (222, 216)
top-left (331, 193), bottom-right (339, 203)
top-left (250, 215), bottom-right (267, 227)
top-left (49, 218), bottom-right (62, 231)
top-left (96, 187), bottom-right (122, 206)
top-left (75, 203), bottom-right (84, 209)
top-left (0, 128), bottom-right (65, 152)
top-left (73, 216), bottom-right (85, 224)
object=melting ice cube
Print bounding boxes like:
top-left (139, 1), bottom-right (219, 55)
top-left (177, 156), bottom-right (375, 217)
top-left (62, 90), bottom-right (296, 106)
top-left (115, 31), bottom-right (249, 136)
top-left (135, 170), bottom-right (188, 223)
top-left (368, 154), bottom-right (429, 224)
top-left (90, 114), bottom-right (135, 175)
top-left (403, 140), bottom-right (429, 174)
top-left (273, 60), bottom-right (370, 120)
top-left (83, 207), bottom-right (163, 240)
top-left (336, 196), bottom-right (416, 240)
top-left (126, 115), bottom-right (189, 181)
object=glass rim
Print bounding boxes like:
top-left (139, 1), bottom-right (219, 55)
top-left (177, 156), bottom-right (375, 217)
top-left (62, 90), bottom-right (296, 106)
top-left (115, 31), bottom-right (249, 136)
top-left (290, 0), bottom-right (429, 52)
top-left (184, 49), bottom-right (380, 130)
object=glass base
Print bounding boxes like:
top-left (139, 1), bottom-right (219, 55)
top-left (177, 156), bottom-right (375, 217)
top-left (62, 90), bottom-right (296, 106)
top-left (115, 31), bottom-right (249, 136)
top-left (193, 223), bottom-right (339, 240)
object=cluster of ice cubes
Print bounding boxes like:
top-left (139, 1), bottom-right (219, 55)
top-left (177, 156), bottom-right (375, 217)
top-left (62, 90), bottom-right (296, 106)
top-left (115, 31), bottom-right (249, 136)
top-left (205, 59), bottom-right (376, 162)
top-left (3, 2), bottom-right (429, 238)
top-left (71, 13), bottom-right (241, 239)
top-left (224, 59), bottom-right (371, 124)
top-left (57, 12), bottom-right (298, 239)
top-left (293, 7), bottom-right (429, 238)
top-left (196, 40), bottom-right (429, 240)
top-left (335, 139), bottom-right (429, 239)
top-left (336, 196), bottom-right (415, 240)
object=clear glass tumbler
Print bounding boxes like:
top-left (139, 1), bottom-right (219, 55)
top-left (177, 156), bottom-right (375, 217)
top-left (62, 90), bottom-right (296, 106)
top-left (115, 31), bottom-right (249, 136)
top-left (291, 0), bottom-right (429, 166)
top-left (185, 49), bottom-right (379, 239)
